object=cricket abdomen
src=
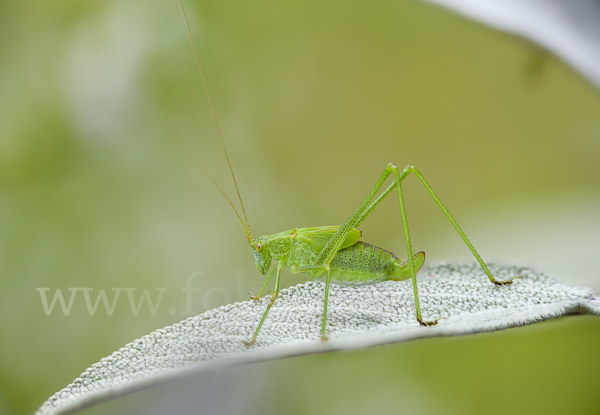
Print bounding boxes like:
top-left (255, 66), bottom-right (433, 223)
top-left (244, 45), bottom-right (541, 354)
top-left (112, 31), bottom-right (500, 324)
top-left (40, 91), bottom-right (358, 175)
top-left (322, 241), bottom-right (425, 286)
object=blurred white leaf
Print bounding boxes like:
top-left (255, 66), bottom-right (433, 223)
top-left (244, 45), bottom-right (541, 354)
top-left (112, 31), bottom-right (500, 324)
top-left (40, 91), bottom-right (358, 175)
top-left (423, 0), bottom-right (600, 90)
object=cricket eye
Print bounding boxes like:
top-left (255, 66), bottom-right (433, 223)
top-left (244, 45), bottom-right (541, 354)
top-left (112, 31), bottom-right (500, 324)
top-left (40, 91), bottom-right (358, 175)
top-left (256, 243), bottom-right (263, 252)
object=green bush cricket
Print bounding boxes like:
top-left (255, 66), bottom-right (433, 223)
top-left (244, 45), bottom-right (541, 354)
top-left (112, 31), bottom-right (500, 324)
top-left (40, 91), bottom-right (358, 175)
top-left (175, 1), bottom-right (519, 346)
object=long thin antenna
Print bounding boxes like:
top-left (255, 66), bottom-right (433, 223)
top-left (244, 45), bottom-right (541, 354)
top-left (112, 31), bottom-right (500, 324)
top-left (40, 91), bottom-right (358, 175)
top-left (165, 123), bottom-right (250, 240)
top-left (177, 0), bottom-right (254, 245)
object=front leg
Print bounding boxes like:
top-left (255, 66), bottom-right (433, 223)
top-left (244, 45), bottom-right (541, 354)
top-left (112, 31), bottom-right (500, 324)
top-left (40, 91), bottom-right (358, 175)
top-left (243, 263), bottom-right (282, 346)
top-left (249, 266), bottom-right (275, 301)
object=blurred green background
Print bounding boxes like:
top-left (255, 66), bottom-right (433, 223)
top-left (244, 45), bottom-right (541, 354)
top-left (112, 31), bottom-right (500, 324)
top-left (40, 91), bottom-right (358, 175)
top-left (1, 0), bottom-right (599, 414)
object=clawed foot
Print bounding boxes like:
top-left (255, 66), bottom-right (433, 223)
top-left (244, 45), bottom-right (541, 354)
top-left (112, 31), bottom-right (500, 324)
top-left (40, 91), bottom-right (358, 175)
top-left (248, 292), bottom-right (260, 301)
top-left (320, 335), bottom-right (328, 342)
top-left (242, 338), bottom-right (256, 347)
top-left (493, 276), bottom-right (522, 286)
top-left (418, 319), bottom-right (440, 327)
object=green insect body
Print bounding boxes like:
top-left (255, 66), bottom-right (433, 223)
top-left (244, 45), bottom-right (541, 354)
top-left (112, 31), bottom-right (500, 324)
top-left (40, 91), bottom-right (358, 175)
top-left (325, 242), bottom-right (425, 285)
top-left (176, 1), bottom-right (520, 347)
top-left (238, 163), bottom-right (518, 346)
top-left (254, 227), bottom-right (425, 286)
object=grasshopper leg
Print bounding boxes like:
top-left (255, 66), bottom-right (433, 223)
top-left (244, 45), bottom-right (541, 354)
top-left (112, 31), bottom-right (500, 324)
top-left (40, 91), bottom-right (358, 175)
top-left (293, 263), bottom-right (331, 341)
top-left (393, 165), bottom-right (438, 325)
top-left (493, 277), bottom-right (522, 286)
top-left (249, 266), bottom-right (275, 300)
top-left (409, 166), bottom-right (521, 285)
top-left (321, 265), bottom-right (332, 341)
top-left (244, 263), bottom-right (282, 346)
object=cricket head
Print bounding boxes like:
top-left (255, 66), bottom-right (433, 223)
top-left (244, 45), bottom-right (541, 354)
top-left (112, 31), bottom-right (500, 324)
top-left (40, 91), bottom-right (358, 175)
top-left (251, 236), bottom-right (272, 275)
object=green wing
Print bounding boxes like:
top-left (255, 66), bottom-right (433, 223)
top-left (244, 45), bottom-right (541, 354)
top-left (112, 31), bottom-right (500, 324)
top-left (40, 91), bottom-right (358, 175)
top-left (297, 226), bottom-right (362, 254)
